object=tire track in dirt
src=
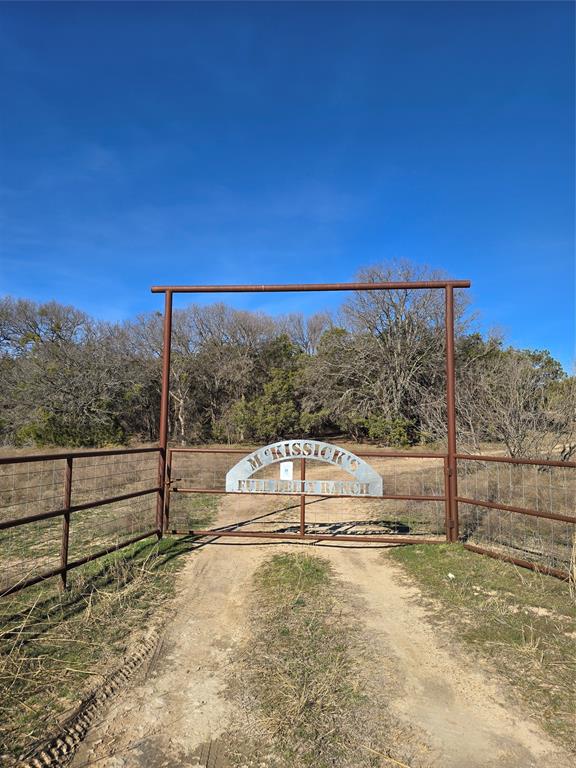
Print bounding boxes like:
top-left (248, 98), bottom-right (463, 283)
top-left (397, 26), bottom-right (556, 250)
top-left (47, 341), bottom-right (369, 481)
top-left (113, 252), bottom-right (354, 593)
top-left (71, 541), bottom-right (573, 768)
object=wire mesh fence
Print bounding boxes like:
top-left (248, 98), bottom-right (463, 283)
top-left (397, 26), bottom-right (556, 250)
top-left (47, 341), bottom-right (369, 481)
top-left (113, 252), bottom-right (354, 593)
top-left (71, 452), bottom-right (160, 506)
top-left (68, 494), bottom-right (157, 563)
top-left (2, 516), bottom-right (62, 595)
top-left (0, 448), bottom-right (160, 595)
top-left (0, 458), bottom-right (65, 525)
top-left (1, 445), bottom-right (574, 596)
top-left (457, 456), bottom-right (576, 575)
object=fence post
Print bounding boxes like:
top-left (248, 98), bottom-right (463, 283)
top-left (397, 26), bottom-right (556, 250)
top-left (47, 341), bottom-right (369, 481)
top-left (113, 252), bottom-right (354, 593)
top-left (60, 456), bottom-right (73, 590)
top-left (157, 290), bottom-right (173, 538)
top-left (443, 456), bottom-right (452, 542)
top-left (300, 458), bottom-right (306, 537)
top-left (445, 285), bottom-right (459, 542)
top-left (165, 448), bottom-right (172, 533)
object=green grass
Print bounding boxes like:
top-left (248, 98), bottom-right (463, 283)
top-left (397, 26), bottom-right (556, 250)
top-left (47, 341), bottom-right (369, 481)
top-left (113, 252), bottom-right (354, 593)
top-left (254, 551), bottom-right (332, 593)
top-left (0, 534), bottom-right (199, 760)
top-left (169, 492), bottom-right (219, 529)
top-left (389, 543), bottom-right (576, 751)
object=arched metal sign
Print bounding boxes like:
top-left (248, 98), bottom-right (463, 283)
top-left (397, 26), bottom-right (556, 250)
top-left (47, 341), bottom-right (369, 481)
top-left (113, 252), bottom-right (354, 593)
top-left (225, 439), bottom-right (383, 497)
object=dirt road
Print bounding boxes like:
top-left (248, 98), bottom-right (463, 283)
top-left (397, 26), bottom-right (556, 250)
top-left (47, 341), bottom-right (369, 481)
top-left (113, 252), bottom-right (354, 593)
top-left (71, 541), bottom-right (572, 768)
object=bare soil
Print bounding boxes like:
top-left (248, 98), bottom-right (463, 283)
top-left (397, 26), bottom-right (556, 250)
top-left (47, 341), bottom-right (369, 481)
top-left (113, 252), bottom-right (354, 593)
top-left (71, 540), bottom-right (572, 768)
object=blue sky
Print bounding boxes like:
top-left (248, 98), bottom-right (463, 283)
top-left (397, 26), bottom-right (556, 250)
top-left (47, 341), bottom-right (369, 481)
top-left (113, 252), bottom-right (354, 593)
top-left (0, 1), bottom-right (574, 369)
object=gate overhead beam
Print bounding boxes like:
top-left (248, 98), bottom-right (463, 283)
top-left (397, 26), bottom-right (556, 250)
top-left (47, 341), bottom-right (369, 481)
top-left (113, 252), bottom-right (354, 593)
top-left (151, 281), bottom-right (471, 293)
top-left (152, 280), bottom-right (471, 541)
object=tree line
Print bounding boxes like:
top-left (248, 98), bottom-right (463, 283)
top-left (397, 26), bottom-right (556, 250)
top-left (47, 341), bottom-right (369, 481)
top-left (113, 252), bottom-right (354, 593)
top-left (1, 264), bottom-right (574, 459)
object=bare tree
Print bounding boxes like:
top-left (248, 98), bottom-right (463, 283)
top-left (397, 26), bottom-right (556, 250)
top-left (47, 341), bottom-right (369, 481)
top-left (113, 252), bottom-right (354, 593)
top-left (299, 261), bottom-right (473, 443)
top-left (464, 349), bottom-right (575, 459)
top-left (281, 312), bottom-right (333, 355)
top-left (341, 261), bottom-right (471, 421)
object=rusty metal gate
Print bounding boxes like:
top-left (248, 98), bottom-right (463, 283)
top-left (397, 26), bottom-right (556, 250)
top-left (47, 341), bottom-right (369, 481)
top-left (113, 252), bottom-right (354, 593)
top-left (164, 443), bottom-right (451, 544)
top-left (152, 280), bottom-right (470, 545)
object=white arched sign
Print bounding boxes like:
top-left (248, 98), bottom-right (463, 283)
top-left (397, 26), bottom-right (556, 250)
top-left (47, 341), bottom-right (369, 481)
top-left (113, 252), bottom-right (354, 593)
top-left (225, 439), bottom-right (383, 497)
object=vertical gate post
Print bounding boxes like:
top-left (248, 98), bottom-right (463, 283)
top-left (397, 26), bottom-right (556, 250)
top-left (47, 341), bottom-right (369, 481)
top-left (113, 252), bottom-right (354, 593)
top-left (443, 456), bottom-right (451, 542)
top-left (445, 286), bottom-right (459, 542)
top-left (157, 290), bottom-right (173, 538)
top-left (299, 458), bottom-right (306, 537)
top-left (165, 447), bottom-right (172, 533)
top-left (60, 456), bottom-right (73, 590)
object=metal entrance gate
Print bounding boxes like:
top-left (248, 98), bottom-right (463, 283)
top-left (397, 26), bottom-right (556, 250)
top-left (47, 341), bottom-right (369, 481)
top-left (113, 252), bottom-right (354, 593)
top-left (165, 444), bottom-right (451, 544)
top-left (150, 278), bottom-right (470, 546)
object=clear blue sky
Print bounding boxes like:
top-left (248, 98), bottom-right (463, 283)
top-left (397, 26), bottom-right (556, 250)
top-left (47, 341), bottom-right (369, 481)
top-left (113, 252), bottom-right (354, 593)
top-left (0, 1), bottom-right (574, 369)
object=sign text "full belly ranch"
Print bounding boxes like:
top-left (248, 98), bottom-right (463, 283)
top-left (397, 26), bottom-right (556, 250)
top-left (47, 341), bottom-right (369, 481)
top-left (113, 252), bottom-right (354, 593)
top-left (225, 440), bottom-right (384, 497)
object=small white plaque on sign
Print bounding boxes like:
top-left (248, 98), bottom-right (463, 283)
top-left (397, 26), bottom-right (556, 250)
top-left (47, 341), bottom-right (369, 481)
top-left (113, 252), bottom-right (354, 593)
top-left (279, 461), bottom-right (293, 481)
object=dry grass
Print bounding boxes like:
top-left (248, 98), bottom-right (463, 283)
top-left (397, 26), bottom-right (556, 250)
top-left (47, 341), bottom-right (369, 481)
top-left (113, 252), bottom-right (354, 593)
top-left (0, 535), bottom-right (198, 761)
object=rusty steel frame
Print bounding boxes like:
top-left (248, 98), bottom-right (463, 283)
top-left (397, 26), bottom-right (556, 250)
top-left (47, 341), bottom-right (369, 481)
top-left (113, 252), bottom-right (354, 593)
top-left (169, 446), bottom-right (448, 459)
top-left (168, 444), bottom-right (575, 577)
top-left (455, 452), bottom-right (576, 580)
top-left (151, 281), bottom-right (471, 294)
top-left (463, 543), bottom-right (570, 581)
top-left (173, 488), bottom-right (445, 502)
top-left (0, 486), bottom-right (161, 531)
top-left (456, 496), bottom-right (576, 525)
top-left (0, 446), bottom-right (160, 465)
top-left (0, 447), bottom-right (161, 597)
top-left (456, 453), bottom-right (576, 468)
top-left (169, 445), bottom-right (448, 542)
top-left (455, 452), bottom-right (576, 524)
top-left (151, 279), bottom-right (469, 545)
top-left (445, 286), bottom-right (458, 542)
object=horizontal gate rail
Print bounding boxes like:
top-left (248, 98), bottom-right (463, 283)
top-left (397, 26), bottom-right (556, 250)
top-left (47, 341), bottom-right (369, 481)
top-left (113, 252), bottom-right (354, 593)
top-left (167, 529), bottom-right (443, 545)
top-left (0, 487), bottom-right (161, 531)
top-left (174, 488), bottom-right (445, 502)
top-left (455, 496), bottom-right (576, 525)
top-left (456, 453), bottom-right (576, 469)
top-left (0, 446), bottom-right (160, 465)
top-left (151, 280), bottom-right (471, 293)
top-left (170, 446), bottom-right (449, 460)
top-left (463, 543), bottom-right (570, 581)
